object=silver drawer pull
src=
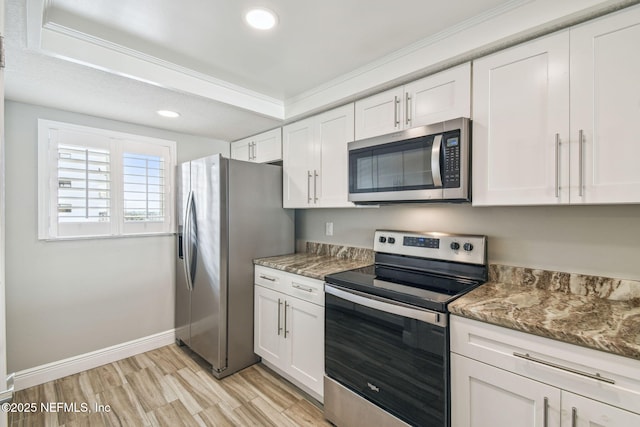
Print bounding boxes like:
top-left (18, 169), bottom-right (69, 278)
top-left (259, 274), bottom-right (276, 282)
top-left (292, 283), bottom-right (314, 293)
top-left (513, 352), bottom-right (615, 384)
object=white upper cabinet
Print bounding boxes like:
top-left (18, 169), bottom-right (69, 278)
top-left (355, 63), bottom-right (471, 140)
top-left (231, 128), bottom-right (282, 163)
top-left (472, 32), bottom-right (570, 206)
top-left (473, 5), bottom-right (640, 206)
top-left (570, 7), bottom-right (640, 204)
top-left (283, 104), bottom-right (355, 208)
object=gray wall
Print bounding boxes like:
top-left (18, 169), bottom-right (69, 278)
top-left (296, 204), bottom-right (640, 281)
top-left (5, 101), bottom-right (229, 372)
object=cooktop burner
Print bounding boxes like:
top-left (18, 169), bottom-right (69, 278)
top-left (325, 230), bottom-right (488, 312)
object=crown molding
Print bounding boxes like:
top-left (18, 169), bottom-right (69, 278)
top-left (26, 0), bottom-right (285, 119)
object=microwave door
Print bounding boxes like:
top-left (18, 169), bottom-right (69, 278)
top-left (349, 134), bottom-right (444, 203)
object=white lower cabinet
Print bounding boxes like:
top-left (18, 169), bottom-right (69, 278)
top-left (452, 353), bottom-right (560, 427)
top-left (254, 266), bottom-right (324, 401)
top-left (451, 316), bottom-right (640, 427)
top-left (561, 391), bottom-right (640, 427)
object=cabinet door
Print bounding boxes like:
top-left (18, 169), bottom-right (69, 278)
top-left (405, 63), bottom-right (471, 128)
top-left (283, 119), bottom-right (314, 208)
top-left (561, 391), bottom-right (640, 427)
top-left (284, 297), bottom-right (324, 399)
top-left (253, 128), bottom-right (282, 163)
top-left (570, 6), bottom-right (640, 204)
top-left (354, 87), bottom-right (404, 139)
top-left (254, 286), bottom-right (285, 368)
top-left (230, 138), bottom-right (251, 162)
top-left (451, 353), bottom-right (560, 427)
top-left (317, 104), bottom-right (355, 208)
top-left (472, 32), bottom-right (570, 206)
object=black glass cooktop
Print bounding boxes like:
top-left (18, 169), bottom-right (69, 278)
top-left (325, 264), bottom-right (483, 312)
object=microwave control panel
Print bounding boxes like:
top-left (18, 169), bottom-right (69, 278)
top-left (442, 130), bottom-right (461, 188)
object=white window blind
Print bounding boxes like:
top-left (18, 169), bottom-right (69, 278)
top-left (38, 120), bottom-right (176, 240)
top-left (57, 144), bottom-right (111, 223)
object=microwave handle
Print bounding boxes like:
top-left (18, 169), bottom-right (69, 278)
top-left (431, 134), bottom-right (443, 187)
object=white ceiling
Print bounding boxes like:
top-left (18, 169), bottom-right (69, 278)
top-left (3, 0), bottom-right (597, 141)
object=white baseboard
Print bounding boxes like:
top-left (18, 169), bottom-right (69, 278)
top-left (14, 329), bottom-right (176, 390)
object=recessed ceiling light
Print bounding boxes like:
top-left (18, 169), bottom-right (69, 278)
top-left (245, 8), bottom-right (278, 30)
top-left (157, 110), bottom-right (180, 118)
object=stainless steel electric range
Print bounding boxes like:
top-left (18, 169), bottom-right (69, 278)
top-left (324, 230), bottom-right (487, 427)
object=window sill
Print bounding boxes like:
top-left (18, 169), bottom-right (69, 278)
top-left (39, 232), bottom-right (176, 242)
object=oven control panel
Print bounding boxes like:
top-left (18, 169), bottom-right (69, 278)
top-left (374, 230), bottom-right (486, 265)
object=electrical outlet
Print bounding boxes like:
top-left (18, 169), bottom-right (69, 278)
top-left (325, 222), bottom-right (334, 236)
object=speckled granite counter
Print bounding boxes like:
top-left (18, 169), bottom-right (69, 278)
top-left (449, 265), bottom-right (640, 360)
top-left (254, 242), bottom-right (373, 281)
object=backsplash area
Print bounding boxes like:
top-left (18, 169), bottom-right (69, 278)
top-left (304, 242), bottom-right (374, 263)
top-left (295, 204), bottom-right (640, 281)
top-left (489, 265), bottom-right (640, 302)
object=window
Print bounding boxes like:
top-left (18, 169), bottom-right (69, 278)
top-left (38, 120), bottom-right (176, 239)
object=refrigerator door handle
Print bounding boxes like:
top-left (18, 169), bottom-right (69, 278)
top-left (183, 190), bottom-right (195, 291)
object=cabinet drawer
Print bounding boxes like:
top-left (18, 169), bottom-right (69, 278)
top-left (254, 265), bottom-right (324, 306)
top-left (287, 274), bottom-right (324, 306)
top-left (255, 265), bottom-right (285, 290)
top-left (451, 315), bottom-right (640, 414)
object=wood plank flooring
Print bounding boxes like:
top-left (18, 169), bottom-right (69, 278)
top-left (9, 344), bottom-right (331, 427)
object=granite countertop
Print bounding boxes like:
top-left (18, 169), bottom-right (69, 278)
top-left (449, 265), bottom-right (640, 361)
top-left (254, 242), bottom-right (373, 281)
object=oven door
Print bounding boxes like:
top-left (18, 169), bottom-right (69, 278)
top-left (325, 284), bottom-right (449, 427)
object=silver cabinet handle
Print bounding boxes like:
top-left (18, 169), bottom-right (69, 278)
top-left (555, 133), bottom-right (560, 198)
top-left (292, 282), bottom-right (314, 293)
top-left (543, 397), bottom-right (548, 427)
top-left (252, 142), bottom-right (257, 160)
top-left (578, 130), bottom-right (584, 197)
top-left (572, 407), bottom-right (577, 427)
top-left (277, 298), bottom-right (282, 336)
top-left (259, 274), bottom-right (276, 282)
top-left (394, 96), bottom-right (400, 128)
top-left (513, 352), bottom-right (615, 384)
top-left (307, 170), bottom-right (312, 203)
top-left (284, 300), bottom-right (290, 338)
top-left (313, 170), bottom-right (319, 203)
top-left (405, 92), bottom-right (411, 126)
top-left (431, 134), bottom-right (443, 188)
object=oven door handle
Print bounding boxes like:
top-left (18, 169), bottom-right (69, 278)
top-left (325, 284), bottom-right (446, 327)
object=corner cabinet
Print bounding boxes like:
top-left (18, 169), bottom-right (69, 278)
top-left (282, 104), bottom-right (355, 208)
top-left (354, 63), bottom-right (471, 140)
top-left (450, 316), bottom-right (640, 427)
top-left (254, 266), bottom-right (325, 402)
top-left (231, 128), bottom-right (282, 163)
top-left (473, 5), bottom-right (640, 206)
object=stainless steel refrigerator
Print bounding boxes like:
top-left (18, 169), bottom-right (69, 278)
top-left (176, 154), bottom-right (294, 378)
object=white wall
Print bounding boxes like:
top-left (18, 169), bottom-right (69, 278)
top-left (296, 204), bottom-right (640, 281)
top-left (4, 101), bottom-right (229, 372)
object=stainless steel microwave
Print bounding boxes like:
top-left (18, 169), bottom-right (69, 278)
top-left (348, 117), bottom-right (470, 204)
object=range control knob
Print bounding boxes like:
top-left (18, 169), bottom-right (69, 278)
top-left (388, 237), bottom-right (396, 244)
top-left (450, 242), bottom-right (460, 250)
top-left (463, 243), bottom-right (474, 252)
top-left (379, 236), bottom-right (387, 243)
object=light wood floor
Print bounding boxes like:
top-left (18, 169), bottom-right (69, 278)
top-left (9, 344), bottom-right (331, 426)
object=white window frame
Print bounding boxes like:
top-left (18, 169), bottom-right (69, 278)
top-left (38, 119), bottom-right (177, 240)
